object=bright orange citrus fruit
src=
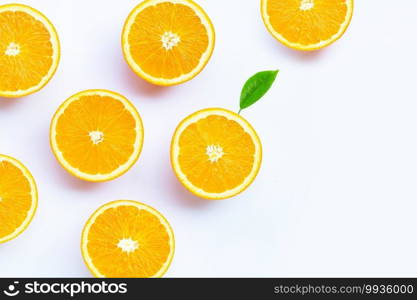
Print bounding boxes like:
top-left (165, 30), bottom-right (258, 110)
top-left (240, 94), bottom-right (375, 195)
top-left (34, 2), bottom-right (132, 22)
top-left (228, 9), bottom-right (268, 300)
top-left (0, 4), bottom-right (60, 97)
top-left (122, 0), bottom-right (215, 86)
top-left (81, 200), bottom-right (175, 278)
top-left (171, 108), bottom-right (262, 200)
top-left (261, 0), bottom-right (354, 51)
top-left (50, 90), bottom-right (144, 182)
top-left (0, 154), bottom-right (37, 243)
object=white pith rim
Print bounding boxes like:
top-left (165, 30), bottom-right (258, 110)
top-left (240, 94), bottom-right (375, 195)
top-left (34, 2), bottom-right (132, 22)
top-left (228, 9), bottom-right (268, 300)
top-left (0, 155), bottom-right (38, 243)
top-left (122, 0), bottom-right (215, 86)
top-left (81, 200), bottom-right (175, 278)
top-left (261, 0), bottom-right (354, 51)
top-left (50, 90), bottom-right (144, 182)
top-left (0, 4), bottom-right (60, 97)
top-left (171, 108), bottom-right (262, 200)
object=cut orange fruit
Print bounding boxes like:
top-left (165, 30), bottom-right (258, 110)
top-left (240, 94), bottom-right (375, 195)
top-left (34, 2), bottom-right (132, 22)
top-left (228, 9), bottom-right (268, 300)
top-left (171, 108), bottom-right (262, 200)
top-left (50, 90), bottom-right (144, 182)
top-left (81, 200), bottom-right (175, 278)
top-left (261, 0), bottom-right (354, 51)
top-left (0, 155), bottom-right (37, 243)
top-left (122, 0), bottom-right (215, 86)
top-left (0, 4), bottom-right (60, 98)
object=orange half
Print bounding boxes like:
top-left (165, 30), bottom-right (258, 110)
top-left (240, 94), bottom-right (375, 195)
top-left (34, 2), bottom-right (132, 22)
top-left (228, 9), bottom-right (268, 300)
top-left (0, 4), bottom-right (60, 98)
top-left (122, 0), bottom-right (215, 86)
top-left (261, 0), bottom-right (354, 51)
top-left (50, 90), bottom-right (144, 182)
top-left (0, 154), bottom-right (38, 243)
top-left (171, 108), bottom-right (262, 200)
top-left (81, 200), bottom-right (175, 278)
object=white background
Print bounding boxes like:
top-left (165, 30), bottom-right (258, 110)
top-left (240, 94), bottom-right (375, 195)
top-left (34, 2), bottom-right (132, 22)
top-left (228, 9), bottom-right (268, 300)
top-left (1, 0), bottom-right (417, 277)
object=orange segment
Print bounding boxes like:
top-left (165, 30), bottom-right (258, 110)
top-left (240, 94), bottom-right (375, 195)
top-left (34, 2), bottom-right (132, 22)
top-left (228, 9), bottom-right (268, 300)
top-left (171, 108), bottom-right (262, 200)
top-left (50, 90), bottom-right (144, 182)
top-left (122, 0), bottom-right (215, 86)
top-left (81, 200), bottom-right (175, 278)
top-left (0, 155), bottom-right (37, 243)
top-left (261, 0), bottom-right (353, 51)
top-left (0, 4), bottom-right (60, 97)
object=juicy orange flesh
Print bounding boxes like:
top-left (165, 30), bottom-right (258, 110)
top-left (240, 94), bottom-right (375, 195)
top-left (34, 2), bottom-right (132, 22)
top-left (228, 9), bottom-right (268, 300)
top-left (55, 95), bottom-right (137, 175)
top-left (0, 10), bottom-right (54, 92)
top-left (0, 160), bottom-right (33, 238)
top-left (128, 2), bottom-right (209, 79)
top-left (266, 0), bottom-right (348, 45)
top-left (86, 205), bottom-right (171, 277)
top-left (178, 115), bottom-right (255, 193)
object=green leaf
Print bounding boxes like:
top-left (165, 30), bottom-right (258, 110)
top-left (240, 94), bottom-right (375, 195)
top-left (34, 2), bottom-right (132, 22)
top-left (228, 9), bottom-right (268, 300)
top-left (239, 70), bottom-right (279, 113)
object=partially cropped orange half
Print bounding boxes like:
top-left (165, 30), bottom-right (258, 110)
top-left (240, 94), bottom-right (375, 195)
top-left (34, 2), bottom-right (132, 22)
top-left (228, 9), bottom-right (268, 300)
top-left (261, 0), bottom-right (353, 51)
top-left (50, 90), bottom-right (144, 182)
top-left (0, 4), bottom-right (60, 98)
top-left (122, 0), bottom-right (215, 86)
top-left (0, 155), bottom-right (37, 243)
top-left (171, 108), bottom-right (262, 200)
top-left (81, 200), bottom-right (175, 278)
